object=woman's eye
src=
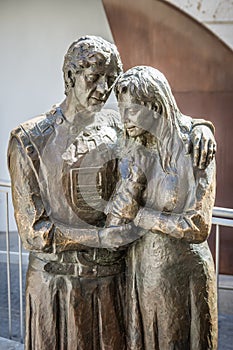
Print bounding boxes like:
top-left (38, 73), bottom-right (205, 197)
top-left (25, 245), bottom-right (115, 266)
top-left (128, 106), bottom-right (140, 114)
top-left (86, 74), bottom-right (99, 82)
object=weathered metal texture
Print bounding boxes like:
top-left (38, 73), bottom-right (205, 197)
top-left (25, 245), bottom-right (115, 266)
top-left (103, 0), bottom-right (233, 274)
top-left (8, 35), bottom-right (217, 349)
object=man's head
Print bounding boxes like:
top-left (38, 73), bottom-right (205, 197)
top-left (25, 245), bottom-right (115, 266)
top-left (63, 36), bottom-right (123, 111)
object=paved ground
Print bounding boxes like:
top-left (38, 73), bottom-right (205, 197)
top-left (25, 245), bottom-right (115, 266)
top-left (0, 231), bottom-right (233, 349)
top-left (0, 337), bottom-right (24, 350)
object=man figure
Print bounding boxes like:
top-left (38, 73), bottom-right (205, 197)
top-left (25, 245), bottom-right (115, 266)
top-left (8, 36), bottom-right (216, 350)
top-left (8, 36), bottom-right (127, 350)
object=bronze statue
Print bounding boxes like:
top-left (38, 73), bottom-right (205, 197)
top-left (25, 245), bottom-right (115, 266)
top-left (105, 66), bottom-right (217, 349)
top-left (8, 36), bottom-right (216, 350)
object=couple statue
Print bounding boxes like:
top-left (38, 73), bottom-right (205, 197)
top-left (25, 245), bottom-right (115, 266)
top-left (8, 36), bottom-right (217, 349)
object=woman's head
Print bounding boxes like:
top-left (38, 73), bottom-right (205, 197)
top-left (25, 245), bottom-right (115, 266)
top-left (115, 66), bottom-right (179, 138)
top-left (115, 66), bottom-right (185, 174)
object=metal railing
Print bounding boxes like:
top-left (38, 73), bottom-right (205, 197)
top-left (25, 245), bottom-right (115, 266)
top-left (212, 208), bottom-right (233, 291)
top-left (0, 181), bottom-right (26, 342)
top-left (0, 180), bottom-right (233, 342)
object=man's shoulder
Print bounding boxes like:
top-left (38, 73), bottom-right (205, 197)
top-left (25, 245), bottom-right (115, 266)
top-left (9, 108), bottom-right (61, 157)
top-left (179, 114), bottom-right (215, 134)
top-left (177, 114), bottom-right (193, 133)
top-left (10, 108), bottom-right (59, 142)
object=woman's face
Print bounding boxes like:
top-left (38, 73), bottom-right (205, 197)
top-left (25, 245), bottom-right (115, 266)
top-left (118, 90), bottom-right (156, 138)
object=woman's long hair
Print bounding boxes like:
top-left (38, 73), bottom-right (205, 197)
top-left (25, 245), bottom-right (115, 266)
top-left (115, 66), bottom-right (186, 174)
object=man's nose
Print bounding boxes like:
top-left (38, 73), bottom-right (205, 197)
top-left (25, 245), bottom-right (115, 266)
top-left (95, 76), bottom-right (108, 95)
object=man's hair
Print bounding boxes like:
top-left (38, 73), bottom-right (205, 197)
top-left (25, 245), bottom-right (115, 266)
top-left (63, 35), bottom-right (123, 95)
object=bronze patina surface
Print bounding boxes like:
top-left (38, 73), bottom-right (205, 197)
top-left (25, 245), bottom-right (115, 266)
top-left (8, 36), bottom-right (217, 349)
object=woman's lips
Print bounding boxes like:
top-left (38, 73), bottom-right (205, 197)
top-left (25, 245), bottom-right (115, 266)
top-left (126, 125), bottom-right (137, 131)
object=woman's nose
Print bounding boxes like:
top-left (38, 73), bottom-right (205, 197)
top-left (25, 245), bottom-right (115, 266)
top-left (123, 111), bottom-right (130, 123)
top-left (124, 111), bottom-right (138, 124)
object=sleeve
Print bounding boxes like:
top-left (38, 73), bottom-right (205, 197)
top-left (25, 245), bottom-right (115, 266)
top-left (134, 161), bottom-right (216, 244)
top-left (8, 136), bottom-right (54, 252)
top-left (105, 158), bottom-right (147, 226)
top-left (99, 156), bottom-right (149, 248)
top-left (192, 118), bottom-right (215, 135)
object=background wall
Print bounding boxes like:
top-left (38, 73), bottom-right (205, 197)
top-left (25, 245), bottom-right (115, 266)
top-left (165, 0), bottom-right (233, 50)
top-left (0, 0), bottom-right (114, 230)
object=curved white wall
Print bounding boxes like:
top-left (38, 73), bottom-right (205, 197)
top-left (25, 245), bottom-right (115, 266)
top-left (165, 0), bottom-right (233, 50)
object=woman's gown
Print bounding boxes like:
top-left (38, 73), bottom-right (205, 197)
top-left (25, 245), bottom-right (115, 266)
top-left (107, 139), bottom-right (217, 350)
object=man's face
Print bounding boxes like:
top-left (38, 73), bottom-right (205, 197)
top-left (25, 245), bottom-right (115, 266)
top-left (72, 55), bottom-right (119, 112)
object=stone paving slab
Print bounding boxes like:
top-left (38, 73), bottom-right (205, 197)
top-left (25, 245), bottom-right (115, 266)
top-left (0, 337), bottom-right (24, 350)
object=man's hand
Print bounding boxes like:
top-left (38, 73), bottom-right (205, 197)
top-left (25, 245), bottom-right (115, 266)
top-left (189, 125), bottom-right (216, 170)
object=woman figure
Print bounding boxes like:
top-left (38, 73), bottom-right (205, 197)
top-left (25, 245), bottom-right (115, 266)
top-left (105, 66), bottom-right (217, 349)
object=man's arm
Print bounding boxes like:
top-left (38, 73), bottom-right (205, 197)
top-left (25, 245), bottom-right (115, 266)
top-left (8, 134), bottom-right (110, 252)
top-left (8, 136), bottom-right (54, 252)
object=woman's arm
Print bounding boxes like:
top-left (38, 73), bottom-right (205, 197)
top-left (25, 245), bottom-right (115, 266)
top-left (134, 208), bottom-right (210, 243)
top-left (105, 158), bottom-right (147, 226)
top-left (134, 161), bottom-right (216, 244)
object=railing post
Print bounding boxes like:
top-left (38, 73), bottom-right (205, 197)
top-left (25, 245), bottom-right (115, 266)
top-left (18, 235), bottom-right (24, 343)
top-left (5, 191), bottom-right (12, 339)
top-left (215, 224), bottom-right (220, 290)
